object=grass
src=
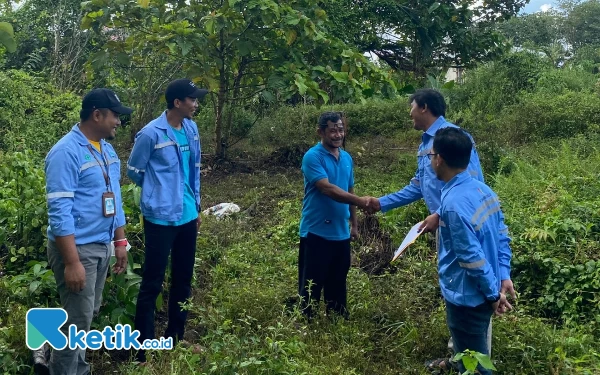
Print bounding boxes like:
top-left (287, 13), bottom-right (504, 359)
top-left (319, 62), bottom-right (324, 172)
top-left (3, 132), bottom-right (600, 374)
top-left (84, 134), bottom-right (600, 374)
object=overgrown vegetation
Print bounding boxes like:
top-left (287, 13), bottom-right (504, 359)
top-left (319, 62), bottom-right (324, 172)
top-left (2, 0), bottom-right (600, 373)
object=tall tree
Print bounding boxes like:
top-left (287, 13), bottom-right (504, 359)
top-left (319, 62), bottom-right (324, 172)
top-left (563, 0), bottom-right (600, 51)
top-left (322, 0), bottom-right (526, 77)
top-left (498, 11), bottom-right (568, 66)
top-left (83, 0), bottom-right (396, 158)
top-left (0, 0), bottom-right (103, 91)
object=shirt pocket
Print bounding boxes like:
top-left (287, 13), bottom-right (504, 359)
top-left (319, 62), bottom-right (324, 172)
top-left (79, 162), bottom-right (105, 189)
top-left (154, 143), bottom-right (179, 170)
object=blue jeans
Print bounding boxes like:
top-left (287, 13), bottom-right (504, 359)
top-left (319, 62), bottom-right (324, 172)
top-left (446, 300), bottom-right (494, 375)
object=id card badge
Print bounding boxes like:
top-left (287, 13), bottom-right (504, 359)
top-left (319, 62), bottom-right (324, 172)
top-left (102, 191), bottom-right (116, 217)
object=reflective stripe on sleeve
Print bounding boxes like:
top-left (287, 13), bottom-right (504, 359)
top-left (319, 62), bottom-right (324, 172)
top-left (127, 164), bottom-right (145, 173)
top-left (47, 192), bottom-right (75, 200)
top-left (154, 141), bottom-right (177, 149)
top-left (459, 259), bottom-right (486, 269)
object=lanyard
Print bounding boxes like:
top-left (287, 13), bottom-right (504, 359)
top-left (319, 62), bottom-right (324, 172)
top-left (87, 144), bottom-right (111, 191)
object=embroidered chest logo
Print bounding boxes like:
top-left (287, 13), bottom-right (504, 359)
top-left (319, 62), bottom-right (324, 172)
top-left (163, 134), bottom-right (169, 141)
top-left (84, 154), bottom-right (91, 161)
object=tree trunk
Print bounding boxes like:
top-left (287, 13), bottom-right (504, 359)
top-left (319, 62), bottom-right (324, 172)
top-left (215, 30), bottom-right (227, 159)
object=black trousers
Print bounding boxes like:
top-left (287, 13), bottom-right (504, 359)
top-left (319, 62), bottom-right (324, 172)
top-left (134, 218), bottom-right (198, 348)
top-left (298, 232), bottom-right (351, 319)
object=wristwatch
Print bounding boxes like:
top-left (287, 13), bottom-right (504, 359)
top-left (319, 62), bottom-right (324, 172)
top-left (488, 294), bottom-right (501, 303)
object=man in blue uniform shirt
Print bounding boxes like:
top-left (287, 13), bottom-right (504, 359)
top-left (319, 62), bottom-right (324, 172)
top-left (429, 127), bottom-right (513, 375)
top-left (364, 89), bottom-right (515, 370)
top-left (45, 88), bottom-right (132, 375)
top-left (127, 79), bottom-right (207, 363)
top-left (298, 112), bottom-right (369, 319)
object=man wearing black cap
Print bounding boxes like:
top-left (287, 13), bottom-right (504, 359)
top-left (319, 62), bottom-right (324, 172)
top-left (43, 88), bottom-right (133, 374)
top-left (127, 78), bottom-right (208, 363)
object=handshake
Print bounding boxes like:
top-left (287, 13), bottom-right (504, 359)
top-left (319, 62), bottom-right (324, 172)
top-left (352, 196), bottom-right (441, 234)
top-left (355, 196), bottom-right (381, 215)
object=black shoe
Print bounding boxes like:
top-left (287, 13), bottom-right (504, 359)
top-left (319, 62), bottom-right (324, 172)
top-left (32, 344), bottom-right (50, 375)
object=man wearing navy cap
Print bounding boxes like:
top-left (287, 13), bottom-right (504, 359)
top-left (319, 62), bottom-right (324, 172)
top-left (127, 79), bottom-right (208, 363)
top-left (43, 88), bottom-right (133, 374)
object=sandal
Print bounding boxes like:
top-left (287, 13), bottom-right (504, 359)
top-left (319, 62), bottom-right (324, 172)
top-left (425, 358), bottom-right (457, 374)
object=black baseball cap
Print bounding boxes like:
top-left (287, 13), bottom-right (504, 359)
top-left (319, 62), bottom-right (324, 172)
top-left (82, 88), bottom-right (133, 115)
top-left (165, 79), bottom-right (209, 103)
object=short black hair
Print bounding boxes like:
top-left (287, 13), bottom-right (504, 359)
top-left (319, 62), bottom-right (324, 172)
top-left (433, 127), bottom-right (472, 169)
top-left (80, 108), bottom-right (109, 122)
top-left (317, 111), bottom-right (342, 129)
top-left (409, 89), bottom-right (446, 117)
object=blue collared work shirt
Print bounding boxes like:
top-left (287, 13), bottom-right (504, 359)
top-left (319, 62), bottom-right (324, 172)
top-left (127, 111), bottom-right (201, 223)
top-left (300, 143), bottom-right (354, 241)
top-left (378, 116), bottom-right (484, 214)
top-left (45, 124), bottom-right (126, 245)
top-left (438, 171), bottom-right (512, 307)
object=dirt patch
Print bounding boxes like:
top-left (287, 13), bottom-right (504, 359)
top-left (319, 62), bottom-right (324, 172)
top-left (262, 143), bottom-right (311, 169)
top-left (352, 215), bottom-right (394, 275)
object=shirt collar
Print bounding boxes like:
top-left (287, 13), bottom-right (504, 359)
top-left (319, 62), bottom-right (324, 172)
top-left (155, 111), bottom-right (170, 130)
top-left (441, 170), bottom-right (471, 200)
top-left (72, 123), bottom-right (109, 149)
top-left (315, 142), bottom-right (344, 158)
top-left (424, 116), bottom-right (447, 137)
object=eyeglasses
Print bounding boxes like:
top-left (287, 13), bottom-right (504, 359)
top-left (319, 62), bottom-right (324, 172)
top-left (426, 152), bottom-right (439, 160)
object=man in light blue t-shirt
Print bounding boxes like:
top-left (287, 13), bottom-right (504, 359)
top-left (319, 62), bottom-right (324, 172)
top-left (127, 79), bottom-right (207, 363)
top-left (298, 112), bottom-right (369, 319)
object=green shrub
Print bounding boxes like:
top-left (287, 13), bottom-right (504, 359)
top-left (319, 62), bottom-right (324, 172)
top-left (0, 70), bottom-right (80, 157)
top-left (535, 66), bottom-right (599, 95)
top-left (493, 136), bottom-right (600, 331)
top-left (0, 151), bottom-right (48, 275)
top-left (246, 99), bottom-right (412, 152)
top-left (493, 90), bottom-right (600, 144)
top-left (448, 51), bottom-right (553, 119)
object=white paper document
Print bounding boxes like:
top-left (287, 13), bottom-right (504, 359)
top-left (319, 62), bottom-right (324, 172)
top-left (392, 221), bottom-right (424, 262)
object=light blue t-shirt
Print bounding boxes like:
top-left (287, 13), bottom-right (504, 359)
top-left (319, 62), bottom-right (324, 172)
top-left (147, 126), bottom-right (197, 226)
top-left (299, 142), bottom-right (354, 241)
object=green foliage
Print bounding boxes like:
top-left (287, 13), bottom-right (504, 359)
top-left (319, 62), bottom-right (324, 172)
top-left (0, 305), bottom-right (30, 374)
top-left (96, 252), bottom-right (142, 329)
top-left (493, 90), bottom-right (600, 144)
top-left (246, 99), bottom-right (414, 153)
top-left (0, 150), bottom-right (48, 275)
top-left (454, 349), bottom-right (496, 374)
top-left (498, 1), bottom-right (600, 66)
top-left (564, 0), bottom-right (600, 51)
top-left (449, 51), bottom-right (553, 118)
top-left (0, 70), bottom-right (80, 156)
top-left (0, 21), bottom-right (15, 53)
top-left (323, 0), bottom-right (523, 76)
top-left (82, 0), bottom-right (397, 157)
top-left (0, 0), bottom-right (104, 90)
top-left (2, 260), bottom-right (56, 307)
top-left (447, 50), bottom-right (600, 173)
top-left (493, 136), bottom-right (600, 331)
